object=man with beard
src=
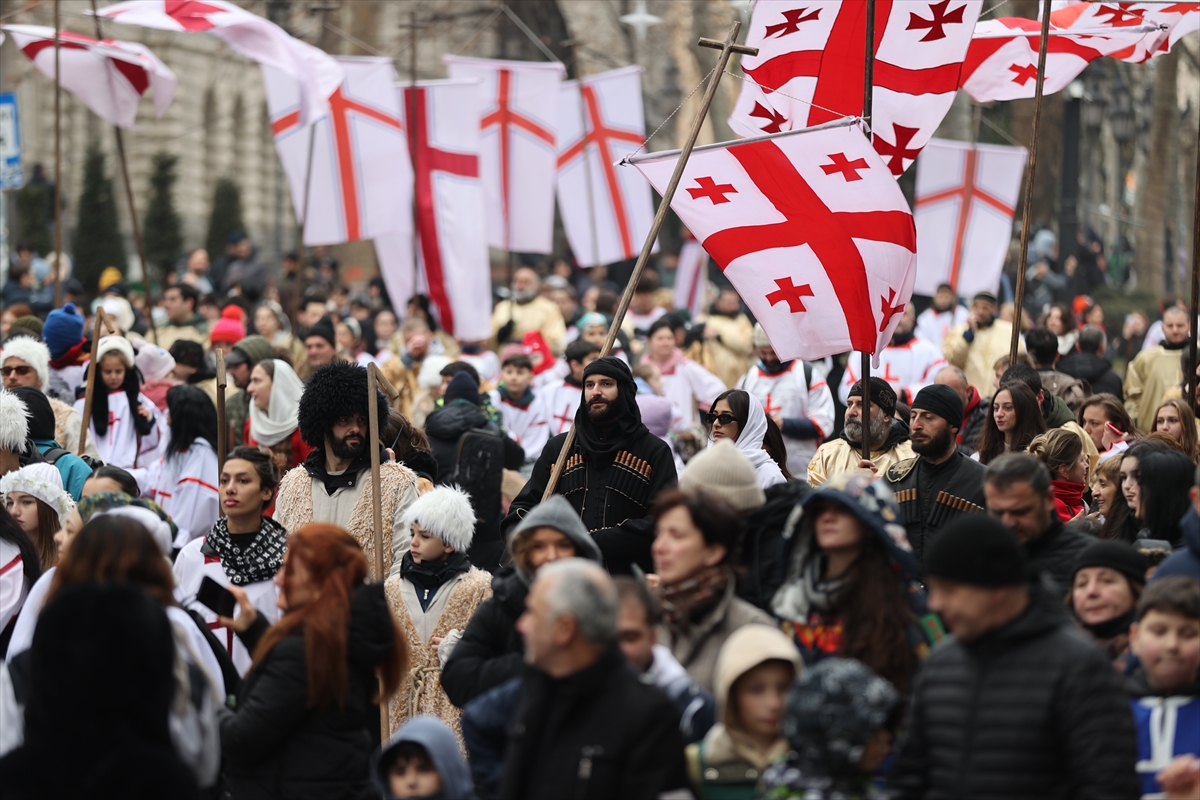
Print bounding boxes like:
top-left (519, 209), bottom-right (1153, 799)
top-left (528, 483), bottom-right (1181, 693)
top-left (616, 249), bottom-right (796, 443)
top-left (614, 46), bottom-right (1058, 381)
top-left (807, 377), bottom-right (914, 487)
top-left (916, 283), bottom-right (970, 351)
top-left (502, 356), bottom-right (677, 575)
top-left (274, 362), bottom-right (419, 577)
top-left (886, 384), bottom-right (986, 566)
top-left (943, 291), bottom-right (1021, 398)
top-left (491, 268), bottom-right (567, 355)
top-left (839, 304), bottom-right (946, 406)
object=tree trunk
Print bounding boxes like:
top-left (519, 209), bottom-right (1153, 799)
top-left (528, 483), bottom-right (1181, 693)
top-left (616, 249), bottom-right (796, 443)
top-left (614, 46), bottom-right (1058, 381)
top-left (1136, 49), bottom-right (1178, 298)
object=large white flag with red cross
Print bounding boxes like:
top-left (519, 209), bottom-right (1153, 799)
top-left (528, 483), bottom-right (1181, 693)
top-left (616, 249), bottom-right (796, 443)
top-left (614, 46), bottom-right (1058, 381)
top-left (376, 79), bottom-right (492, 343)
top-left (913, 138), bottom-right (1027, 299)
top-left (265, 57), bottom-right (413, 247)
top-left (627, 122), bottom-right (916, 362)
top-left (555, 66), bottom-right (656, 267)
top-left (728, 0), bottom-right (982, 177)
top-left (2, 25), bottom-right (176, 129)
top-left (1044, 2), bottom-right (1200, 64)
top-left (95, 0), bottom-right (341, 125)
top-left (444, 56), bottom-right (565, 255)
top-left (960, 4), bottom-right (1159, 102)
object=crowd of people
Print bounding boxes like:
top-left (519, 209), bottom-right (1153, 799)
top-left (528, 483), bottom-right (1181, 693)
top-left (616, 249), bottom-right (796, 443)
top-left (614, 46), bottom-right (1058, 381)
top-left (0, 245), bottom-right (1199, 800)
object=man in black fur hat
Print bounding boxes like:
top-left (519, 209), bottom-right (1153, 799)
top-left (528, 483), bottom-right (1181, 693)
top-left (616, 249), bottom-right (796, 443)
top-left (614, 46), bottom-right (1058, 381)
top-left (274, 362), bottom-right (419, 577)
top-left (502, 356), bottom-right (677, 575)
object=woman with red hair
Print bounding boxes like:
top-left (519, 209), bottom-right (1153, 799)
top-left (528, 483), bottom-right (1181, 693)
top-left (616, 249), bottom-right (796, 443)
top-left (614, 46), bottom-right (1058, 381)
top-left (218, 524), bottom-right (407, 799)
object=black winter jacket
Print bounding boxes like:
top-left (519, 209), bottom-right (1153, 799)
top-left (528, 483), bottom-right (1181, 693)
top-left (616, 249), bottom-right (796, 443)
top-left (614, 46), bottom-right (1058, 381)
top-left (1025, 518), bottom-right (1093, 596)
top-left (1058, 351), bottom-right (1123, 400)
top-left (498, 645), bottom-right (688, 800)
top-left (440, 568), bottom-right (528, 709)
top-left (892, 582), bottom-right (1140, 800)
top-left (219, 584), bottom-right (398, 800)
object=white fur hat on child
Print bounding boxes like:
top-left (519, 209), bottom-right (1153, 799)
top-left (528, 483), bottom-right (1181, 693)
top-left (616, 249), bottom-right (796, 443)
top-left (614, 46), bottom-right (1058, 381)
top-left (400, 485), bottom-right (476, 555)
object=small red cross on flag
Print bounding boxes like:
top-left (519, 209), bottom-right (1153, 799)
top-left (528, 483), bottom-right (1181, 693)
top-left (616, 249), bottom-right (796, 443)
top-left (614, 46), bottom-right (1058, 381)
top-left (626, 122), bottom-right (916, 363)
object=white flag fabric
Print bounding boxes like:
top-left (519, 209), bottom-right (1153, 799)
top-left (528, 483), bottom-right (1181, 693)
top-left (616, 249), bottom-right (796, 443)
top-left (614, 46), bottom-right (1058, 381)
top-left (914, 138), bottom-right (1027, 299)
top-left (673, 235), bottom-right (708, 320)
top-left (265, 57), bottom-right (413, 247)
top-left (555, 66), bottom-right (656, 267)
top-left (96, 0), bottom-right (341, 125)
top-left (444, 56), bottom-right (564, 254)
top-left (380, 79), bottom-right (491, 343)
top-left (729, 0), bottom-right (982, 177)
top-left (628, 122), bottom-right (916, 362)
top-left (1072, 1), bottom-right (1200, 64)
top-left (3, 25), bottom-right (175, 129)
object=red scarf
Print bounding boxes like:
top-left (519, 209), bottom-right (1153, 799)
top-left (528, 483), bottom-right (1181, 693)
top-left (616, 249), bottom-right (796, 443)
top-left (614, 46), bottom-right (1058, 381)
top-left (958, 386), bottom-right (981, 444)
top-left (49, 339), bottom-right (88, 370)
top-left (1051, 479), bottom-right (1086, 521)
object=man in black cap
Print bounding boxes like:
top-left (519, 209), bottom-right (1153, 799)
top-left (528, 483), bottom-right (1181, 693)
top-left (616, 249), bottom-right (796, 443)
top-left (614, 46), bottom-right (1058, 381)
top-left (303, 315), bottom-right (339, 376)
top-left (502, 356), bottom-right (677, 574)
top-left (807, 376), bottom-right (913, 487)
top-left (893, 515), bottom-right (1139, 800)
top-left (885, 384), bottom-right (986, 566)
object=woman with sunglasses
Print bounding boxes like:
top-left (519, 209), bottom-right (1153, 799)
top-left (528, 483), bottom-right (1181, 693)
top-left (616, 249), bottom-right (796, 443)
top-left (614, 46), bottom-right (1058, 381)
top-left (705, 389), bottom-right (787, 490)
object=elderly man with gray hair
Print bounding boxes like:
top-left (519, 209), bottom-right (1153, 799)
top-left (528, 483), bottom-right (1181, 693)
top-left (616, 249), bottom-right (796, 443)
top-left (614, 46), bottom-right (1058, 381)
top-left (497, 559), bottom-right (689, 800)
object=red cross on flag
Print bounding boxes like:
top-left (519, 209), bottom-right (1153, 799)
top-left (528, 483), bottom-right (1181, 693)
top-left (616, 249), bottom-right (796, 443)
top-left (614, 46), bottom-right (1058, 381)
top-left (96, 0), bottom-right (341, 125)
top-left (265, 57), bottom-right (413, 246)
top-left (2, 25), bottom-right (175, 129)
top-left (1088, 2), bottom-right (1200, 63)
top-left (555, 66), bottom-right (657, 268)
top-left (375, 79), bottom-right (492, 342)
top-left (960, 4), bottom-right (1159, 102)
top-left (444, 56), bottom-right (565, 255)
top-left (728, 0), bottom-right (983, 177)
top-left (626, 122), bottom-right (916, 362)
top-left (913, 138), bottom-right (1028, 299)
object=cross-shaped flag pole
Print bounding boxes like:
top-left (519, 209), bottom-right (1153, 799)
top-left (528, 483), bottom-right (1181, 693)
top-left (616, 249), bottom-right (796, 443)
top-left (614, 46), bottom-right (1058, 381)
top-left (541, 21), bottom-right (758, 501)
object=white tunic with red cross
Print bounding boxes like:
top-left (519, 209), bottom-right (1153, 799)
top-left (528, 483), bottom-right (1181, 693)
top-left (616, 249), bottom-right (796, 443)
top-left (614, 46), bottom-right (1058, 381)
top-left (74, 390), bottom-right (164, 472)
top-left (916, 306), bottom-right (970, 352)
top-left (143, 440), bottom-right (221, 550)
top-left (538, 379), bottom-right (584, 437)
top-left (489, 389), bottom-right (550, 462)
top-left (838, 337), bottom-right (948, 407)
top-left (737, 360), bottom-right (835, 476)
top-left (173, 537), bottom-right (282, 677)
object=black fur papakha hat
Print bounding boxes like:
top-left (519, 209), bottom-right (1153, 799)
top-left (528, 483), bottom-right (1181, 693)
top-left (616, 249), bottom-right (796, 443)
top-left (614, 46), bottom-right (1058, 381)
top-left (297, 361), bottom-right (389, 447)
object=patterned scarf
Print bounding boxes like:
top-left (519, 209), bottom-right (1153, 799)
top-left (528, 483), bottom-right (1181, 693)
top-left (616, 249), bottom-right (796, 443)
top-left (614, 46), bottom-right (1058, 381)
top-left (657, 565), bottom-right (729, 632)
top-left (205, 515), bottom-right (288, 586)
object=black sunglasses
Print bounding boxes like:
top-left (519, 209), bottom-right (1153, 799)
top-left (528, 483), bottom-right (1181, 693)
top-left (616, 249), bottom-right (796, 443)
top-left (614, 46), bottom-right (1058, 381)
top-left (702, 412), bottom-right (737, 427)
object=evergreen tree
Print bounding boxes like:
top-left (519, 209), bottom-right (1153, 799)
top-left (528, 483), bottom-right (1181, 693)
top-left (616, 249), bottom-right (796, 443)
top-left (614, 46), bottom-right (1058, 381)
top-left (14, 180), bottom-right (53, 256)
top-left (205, 177), bottom-right (244, 264)
top-left (71, 142), bottom-right (126, 293)
top-left (142, 151), bottom-right (183, 286)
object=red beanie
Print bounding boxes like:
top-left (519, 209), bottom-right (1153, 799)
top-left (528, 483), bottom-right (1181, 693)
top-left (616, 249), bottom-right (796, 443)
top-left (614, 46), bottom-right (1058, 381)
top-left (210, 306), bottom-right (246, 345)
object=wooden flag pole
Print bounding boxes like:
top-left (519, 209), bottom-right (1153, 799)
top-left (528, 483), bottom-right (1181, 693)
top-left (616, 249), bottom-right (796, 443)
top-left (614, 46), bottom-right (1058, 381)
top-left (52, 0), bottom-right (63, 308)
top-left (859, 0), bottom-right (876, 465)
top-left (77, 309), bottom-right (117, 456)
top-left (1188, 130), bottom-right (1200, 414)
top-left (366, 360), bottom-right (400, 744)
top-left (214, 348), bottom-right (227, 502)
top-left (1010, 0), bottom-right (1054, 364)
top-left (541, 21), bottom-right (758, 500)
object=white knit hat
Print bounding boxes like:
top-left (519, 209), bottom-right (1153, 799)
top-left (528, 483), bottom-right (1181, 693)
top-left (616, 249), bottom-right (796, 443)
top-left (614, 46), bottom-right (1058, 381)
top-left (0, 391), bottom-right (30, 452)
top-left (0, 463), bottom-right (75, 525)
top-left (680, 439), bottom-right (766, 512)
top-left (400, 485), bottom-right (476, 554)
top-left (135, 344), bottom-right (176, 382)
top-left (0, 336), bottom-right (50, 391)
top-left (96, 335), bottom-right (136, 369)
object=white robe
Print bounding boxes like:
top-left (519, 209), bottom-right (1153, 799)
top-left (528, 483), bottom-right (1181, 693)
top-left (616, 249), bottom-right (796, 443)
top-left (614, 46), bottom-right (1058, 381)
top-left (738, 361), bottom-right (836, 476)
top-left (74, 390), bottom-right (165, 471)
top-left (916, 306), bottom-right (970, 352)
top-left (659, 358), bottom-right (727, 433)
top-left (144, 440), bottom-right (221, 549)
top-left (0, 540), bottom-right (29, 636)
top-left (839, 337), bottom-right (947, 406)
top-left (490, 389), bottom-right (550, 462)
top-left (173, 536), bottom-right (282, 676)
top-left (538, 379), bottom-right (584, 437)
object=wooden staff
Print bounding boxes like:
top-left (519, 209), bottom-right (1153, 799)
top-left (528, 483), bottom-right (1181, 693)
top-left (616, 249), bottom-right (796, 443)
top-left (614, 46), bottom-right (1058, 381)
top-left (366, 361), bottom-right (399, 743)
top-left (52, 0), bottom-right (62, 308)
top-left (860, 0), bottom-right (876, 464)
top-left (77, 309), bottom-right (117, 455)
top-left (542, 22), bottom-right (758, 500)
top-left (214, 348), bottom-right (227, 503)
top-left (1010, 0), bottom-right (1053, 363)
top-left (1189, 130), bottom-right (1200, 414)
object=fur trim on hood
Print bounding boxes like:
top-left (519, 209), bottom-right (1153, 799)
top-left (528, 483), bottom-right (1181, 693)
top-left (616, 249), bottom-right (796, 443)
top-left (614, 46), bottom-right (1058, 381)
top-left (400, 484), bottom-right (476, 554)
top-left (0, 336), bottom-right (51, 391)
top-left (0, 391), bottom-right (30, 452)
top-left (297, 361), bottom-right (389, 447)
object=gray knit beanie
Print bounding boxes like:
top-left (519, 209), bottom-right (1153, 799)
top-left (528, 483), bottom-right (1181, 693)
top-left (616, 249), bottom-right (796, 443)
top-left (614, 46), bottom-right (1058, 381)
top-left (680, 439), bottom-right (766, 512)
top-left (508, 495), bottom-right (602, 567)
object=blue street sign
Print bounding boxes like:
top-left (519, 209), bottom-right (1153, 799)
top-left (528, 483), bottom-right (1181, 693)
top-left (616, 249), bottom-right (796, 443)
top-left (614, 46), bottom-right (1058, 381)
top-left (0, 93), bottom-right (23, 190)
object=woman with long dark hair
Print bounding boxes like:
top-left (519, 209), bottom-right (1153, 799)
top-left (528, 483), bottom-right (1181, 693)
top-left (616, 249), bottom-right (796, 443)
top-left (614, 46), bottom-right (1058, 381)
top-left (763, 416), bottom-right (795, 481)
top-left (0, 506), bottom-right (40, 658)
top-left (1078, 394), bottom-right (1140, 460)
top-left (975, 382), bottom-right (1046, 465)
top-left (1094, 457), bottom-right (1137, 542)
top-left (1129, 450), bottom-right (1193, 546)
top-left (145, 384), bottom-right (220, 550)
top-left (705, 389), bottom-right (787, 489)
top-left (772, 473), bottom-right (938, 695)
top-left (218, 524), bottom-right (407, 799)
top-left (1151, 399), bottom-right (1200, 463)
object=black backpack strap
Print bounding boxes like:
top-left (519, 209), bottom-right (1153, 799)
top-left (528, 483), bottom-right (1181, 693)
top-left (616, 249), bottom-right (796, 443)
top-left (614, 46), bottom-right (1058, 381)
top-left (41, 447), bottom-right (68, 465)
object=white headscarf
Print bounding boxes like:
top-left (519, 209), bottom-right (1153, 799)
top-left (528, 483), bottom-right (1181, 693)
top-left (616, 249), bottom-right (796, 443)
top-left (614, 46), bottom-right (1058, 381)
top-left (708, 390), bottom-right (786, 489)
top-left (248, 359), bottom-right (304, 447)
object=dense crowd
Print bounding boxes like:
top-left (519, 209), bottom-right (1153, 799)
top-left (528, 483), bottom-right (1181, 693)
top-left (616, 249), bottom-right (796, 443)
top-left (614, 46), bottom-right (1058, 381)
top-left (0, 241), bottom-right (1198, 800)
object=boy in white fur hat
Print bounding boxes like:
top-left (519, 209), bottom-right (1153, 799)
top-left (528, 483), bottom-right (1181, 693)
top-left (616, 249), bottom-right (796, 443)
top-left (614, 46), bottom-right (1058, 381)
top-left (382, 485), bottom-right (492, 739)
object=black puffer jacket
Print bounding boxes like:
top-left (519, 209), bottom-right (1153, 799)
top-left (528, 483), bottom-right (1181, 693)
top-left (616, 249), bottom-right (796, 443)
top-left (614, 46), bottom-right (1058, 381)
top-left (1025, 518), bottom-right (1093, 596)
top-left (440, 567), bottom-right (529, 709)
top-left (1058, 351), bottom-right (1123, 400)
top-left (219, 584), bottom-right (398, 800)
top-left (892, 581), bottom-right (1139, 800)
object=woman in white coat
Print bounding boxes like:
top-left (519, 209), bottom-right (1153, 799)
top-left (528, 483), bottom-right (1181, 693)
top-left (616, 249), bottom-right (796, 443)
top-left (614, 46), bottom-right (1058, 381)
top-left (705, 389), bottom-right (787, 490)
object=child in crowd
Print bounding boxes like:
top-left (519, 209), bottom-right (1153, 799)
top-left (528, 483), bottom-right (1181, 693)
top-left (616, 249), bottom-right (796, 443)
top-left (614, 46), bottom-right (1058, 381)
top-left (1127, 576), bottom-right (1200, 797)
top-left (383, 486), bottom-right (492, 738)
top-left (373, 716), bottom-right (476, 800)
top-left (73, 336), bottom-right (163, 471)
top-left (490, 354), bottom-right (549, 466)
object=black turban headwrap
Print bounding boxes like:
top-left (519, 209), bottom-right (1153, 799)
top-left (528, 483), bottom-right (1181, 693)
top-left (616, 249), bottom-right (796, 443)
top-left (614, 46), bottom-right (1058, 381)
top-left (575, 356), bottom-right (643, 462)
